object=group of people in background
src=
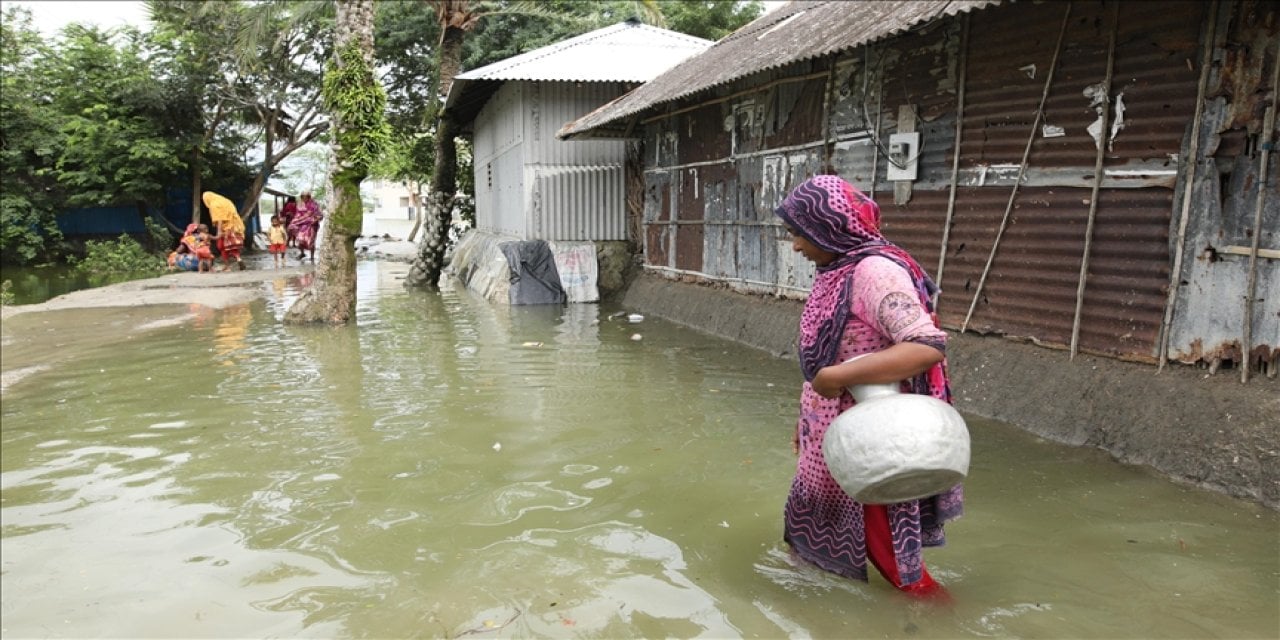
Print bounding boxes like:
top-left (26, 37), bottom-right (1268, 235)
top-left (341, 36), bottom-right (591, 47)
top-left (167, 190), bottom-right (323, 272)
top-left (276, 192), bottom-right (323, 264)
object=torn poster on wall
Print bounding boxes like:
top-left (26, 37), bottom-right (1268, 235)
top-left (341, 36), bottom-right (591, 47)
top-left (1084, 82), bottom-right (1126, 150)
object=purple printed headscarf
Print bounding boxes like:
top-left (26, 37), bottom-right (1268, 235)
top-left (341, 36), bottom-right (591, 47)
top-left (775, 175), bottom-right (941, 385)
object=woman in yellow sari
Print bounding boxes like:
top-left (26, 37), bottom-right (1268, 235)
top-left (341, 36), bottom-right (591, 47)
top-left (203, 191), bottom-right (245, 271)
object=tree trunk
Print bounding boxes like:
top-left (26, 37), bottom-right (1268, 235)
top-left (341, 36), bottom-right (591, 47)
top-left (285, 0), bottom-right (379, 326)
top-left (135, 200), bottom-right (154, 249)
top-left (190, 146), bottom-right (203, 225)
top-left (405, 17), bottom-right (466, 289)
top-left (284, 222), bottom-right (359, 324)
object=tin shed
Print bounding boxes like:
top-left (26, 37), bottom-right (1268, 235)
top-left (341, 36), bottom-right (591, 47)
top-left (561, 0), bottom-right (1279, 378)
top-left (445, 19), bottom-right (711, 303)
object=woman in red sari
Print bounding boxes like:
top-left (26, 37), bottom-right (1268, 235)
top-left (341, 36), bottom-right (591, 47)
top-left (288, 191), bottom-right (322, 262)
top-left (280, 196), bottom-right (298, 248)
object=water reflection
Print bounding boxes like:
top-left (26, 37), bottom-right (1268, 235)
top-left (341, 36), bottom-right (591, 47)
top-left (1, 261), bottom-right (1277, 639)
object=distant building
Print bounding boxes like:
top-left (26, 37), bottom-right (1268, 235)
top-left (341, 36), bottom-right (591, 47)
top-left (361, 178), bottom-right (418, 239)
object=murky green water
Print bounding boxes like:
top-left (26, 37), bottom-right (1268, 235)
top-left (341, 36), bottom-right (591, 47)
top-left (2, 261), bottom-right (1277, 639)
top-left (0, 263), bottom-right (142, 305)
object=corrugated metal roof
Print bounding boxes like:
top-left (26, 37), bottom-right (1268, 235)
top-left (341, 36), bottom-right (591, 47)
top-left (446, 19), bottom-right (712, 129)
top-left (558, 0), bottom-right (1003, 139)
top-left (453, 19), bottom-right (712, 84)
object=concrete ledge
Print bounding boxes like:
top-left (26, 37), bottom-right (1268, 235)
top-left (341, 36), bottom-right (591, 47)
top-left (622, 271), bottom-right (1279, 510)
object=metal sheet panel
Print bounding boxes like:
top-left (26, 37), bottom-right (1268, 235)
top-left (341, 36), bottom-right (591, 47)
top-left (473, 83), bottom-right (526, 237)
top-left (1164, 0), bottom-right (1280, 368)
top-left (531, 165), bottom-right (626, 241)
top-left (453, 21), bottom-right (711, 84)
top-left (916, 187), bottom-right (1173, 359)
top-left (526, 82), bottom-right (629, 167)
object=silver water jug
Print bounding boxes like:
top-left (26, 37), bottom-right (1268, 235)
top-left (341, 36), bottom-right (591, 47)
top-left (821, 366), bottom-right (969, 505)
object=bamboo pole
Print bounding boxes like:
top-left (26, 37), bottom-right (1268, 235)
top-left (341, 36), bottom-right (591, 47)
top-left (871, 45), bottom-right (884, 200)
top-left (962, 2), bottom-right (1072, 333)
top-left (822, 61), bottom-right (836, 170)
top-left (1240, 38), bottom-right (1280, 383)
top-left (1157, 0), bottom-right (1219, 372)
top-left (936, 13), bottom-right (970, 306)
top-left (1071, 2), bottom-right (1120, 359)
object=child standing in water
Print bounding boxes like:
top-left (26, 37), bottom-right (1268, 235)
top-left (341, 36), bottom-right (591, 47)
top-left (266, 215), bottom-right (288, 269)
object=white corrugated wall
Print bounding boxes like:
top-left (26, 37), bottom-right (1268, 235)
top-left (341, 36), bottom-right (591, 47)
top-left (523, 82), bottom-right (629, 241)
top-left (527, 165), bottom-right (626, 240)
top-left (473, 80), bottom-right (632, 242)
top-left (473, 83), bottom-right (526, 237)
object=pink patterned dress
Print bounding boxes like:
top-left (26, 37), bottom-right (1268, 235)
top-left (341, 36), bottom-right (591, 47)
top-left (783, 255), bottom-right (964, 584)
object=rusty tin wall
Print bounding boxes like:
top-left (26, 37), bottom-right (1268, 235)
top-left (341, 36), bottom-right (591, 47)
top-left (1165, 0), bottom-right (1280, 370)
top-left (636, 0), bottom-right (1276, 369)
top-left (932, 0), bottom-right (1208, 360)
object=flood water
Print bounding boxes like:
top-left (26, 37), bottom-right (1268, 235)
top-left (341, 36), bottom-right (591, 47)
top-left (2, 261), bottom-right (1277, 639)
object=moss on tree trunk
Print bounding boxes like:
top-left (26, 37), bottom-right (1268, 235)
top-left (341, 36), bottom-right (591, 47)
top-left (283, 0), bottom-right (386, 326)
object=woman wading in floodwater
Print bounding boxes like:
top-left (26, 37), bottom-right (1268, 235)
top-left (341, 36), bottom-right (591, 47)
top-left (774, 175), bottom-right (962, 597)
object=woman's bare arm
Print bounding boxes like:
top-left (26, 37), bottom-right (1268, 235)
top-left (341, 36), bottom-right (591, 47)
top-left (810, 342), bottom-right (943, 399)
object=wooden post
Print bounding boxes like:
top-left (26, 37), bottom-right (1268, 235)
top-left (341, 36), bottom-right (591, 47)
top-left (936, 13), bottom-right (969, 305)
top-left (1157, 0), bottom-right (1219, 372)
top-left (1240, 38), bottom-right (1280, 383)
top-left (894, 104), bottom-right (917, 206)
top-left (870, 45), bottom-right (883, 200)
top-left (962, 1), bottom-right (1072, 333)
top-left (1071, 2), bottom-right (1120, 359)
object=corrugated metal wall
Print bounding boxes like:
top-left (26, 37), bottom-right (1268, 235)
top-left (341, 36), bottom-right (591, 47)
top-left (1164, 0), bottom-right (1280, 371)
top-left (472, 81), bottom-right (631, 241)
top-left (530, 165), bottom-right (625, 240)
top-left (474, 82), bottom-right (526, 237)
top-left (637, 0), bottom-right (1278, 372)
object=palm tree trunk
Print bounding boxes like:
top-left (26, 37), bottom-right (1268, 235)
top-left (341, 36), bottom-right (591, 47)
top-left (285, 0), bottom-right (378, 325)
top-left (405, 11), bottom-right (466, 289)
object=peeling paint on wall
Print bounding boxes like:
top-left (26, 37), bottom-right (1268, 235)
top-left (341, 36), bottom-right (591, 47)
top-left (630, 0), bottom-right (1276, 374)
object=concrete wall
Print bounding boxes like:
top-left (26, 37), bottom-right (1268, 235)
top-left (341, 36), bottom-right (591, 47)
top-left (620, 272), bottom-right (1279, 510)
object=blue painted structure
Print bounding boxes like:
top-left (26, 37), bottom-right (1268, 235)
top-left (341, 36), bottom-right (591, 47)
top-left (55, 188), bottom-right (260, 236)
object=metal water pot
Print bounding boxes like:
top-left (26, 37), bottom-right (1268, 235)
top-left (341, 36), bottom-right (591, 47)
top-left (821, 365), bottom-right (970, 505)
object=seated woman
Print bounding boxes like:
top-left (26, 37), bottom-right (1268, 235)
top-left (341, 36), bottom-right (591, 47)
top-left (167, 223), bottom-right (211, 272)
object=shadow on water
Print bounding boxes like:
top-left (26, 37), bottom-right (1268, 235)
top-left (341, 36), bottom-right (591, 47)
top-left (1, 261), bottom-right (1277, 638)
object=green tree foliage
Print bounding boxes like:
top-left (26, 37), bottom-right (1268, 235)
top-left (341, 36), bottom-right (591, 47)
top-left (145, 0), bottom-right (259, 224)
top-left (373, 1), bottom-right (443, 186)
top-left (148, 0), bottom-right (331, 221)
top-left (0, 7), bottom-right (63, 264)
top-left (70, 234), bottom-right (167, 276)
top-left (1, 6), bottom-right (257, 265)
top-left (461, 1), bottom-right (761, 71)
top-left (48, 23), bottom-right (239, 234)
top-left (660, 0), bottom-right (764, 41)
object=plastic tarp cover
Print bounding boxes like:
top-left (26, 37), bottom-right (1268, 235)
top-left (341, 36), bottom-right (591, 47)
top-left (499, 239), bottom-right (566, 305)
